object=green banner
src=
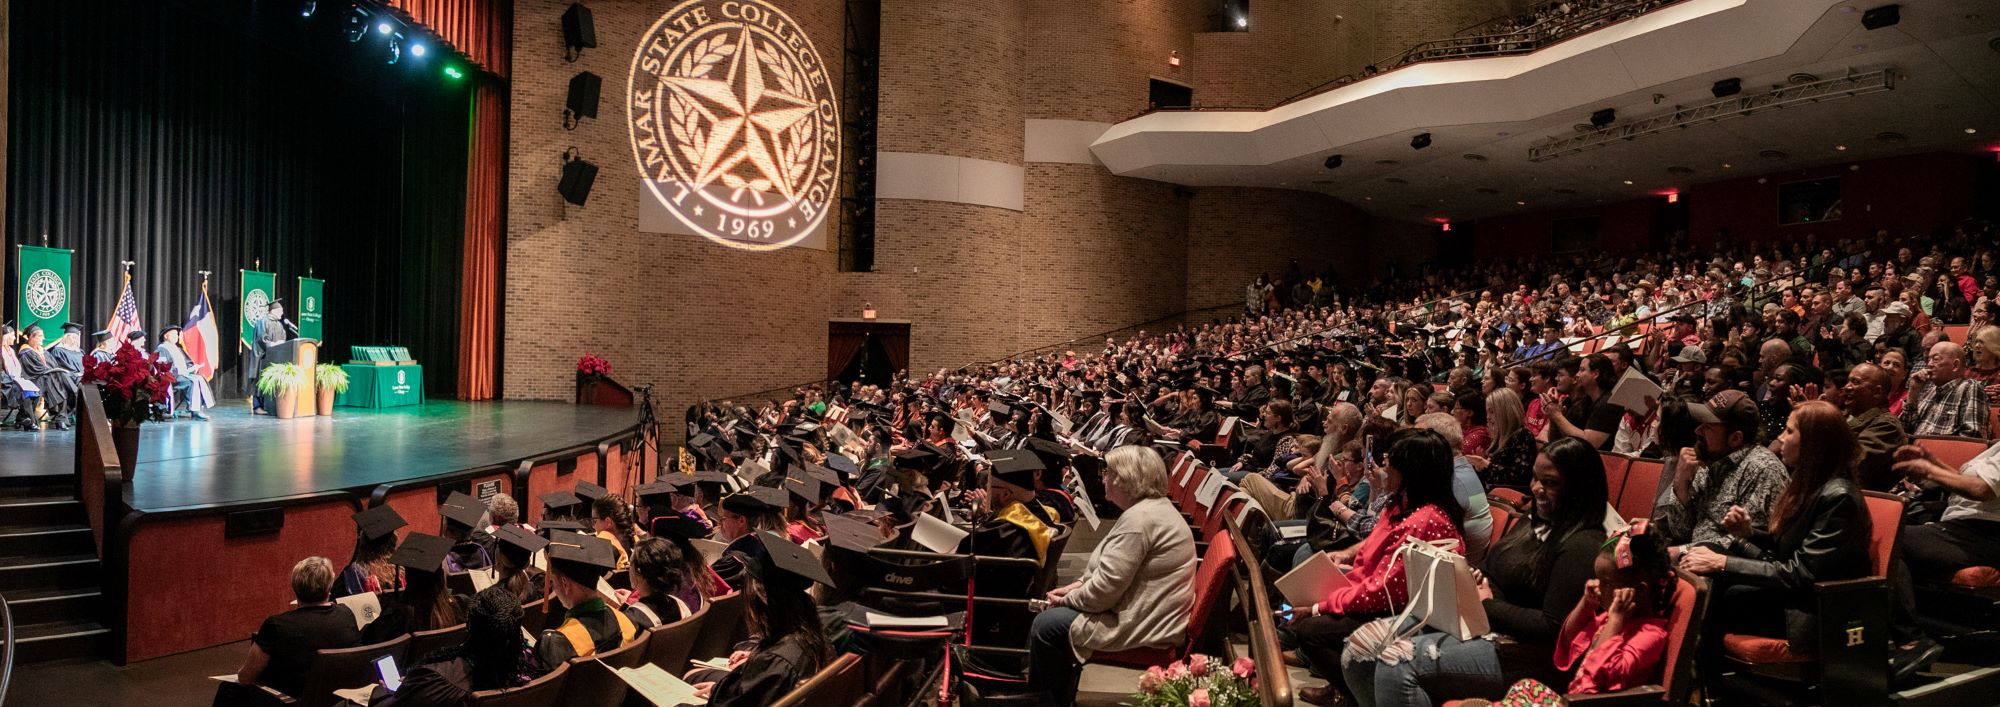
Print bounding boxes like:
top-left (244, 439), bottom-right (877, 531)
top-left (240, 269), bottom-right (275, 348)
top-left (17, 245), bottom-right (74, 335)
top-left (297, 277), bottom-right (325, 342)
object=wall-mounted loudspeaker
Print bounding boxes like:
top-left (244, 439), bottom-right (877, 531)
top-left (562, 3), bottom-right (597, 61)
top-left (565, 71), bottom-right (601, 129)
top-left (559, 149), bottom-right (597, 206)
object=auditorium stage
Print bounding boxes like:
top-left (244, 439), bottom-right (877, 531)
top-left (0, 400), bottom-right (639, 511)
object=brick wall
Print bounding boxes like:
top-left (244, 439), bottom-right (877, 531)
top-left (1185, 187), bottom-right (1372, 310)
top-left (1191, 0), bottom-right (1371, 108)
top-left (877, 0), bottom-right (1024, 163)
top-left (1022, 0), bottom-right (1208, 122)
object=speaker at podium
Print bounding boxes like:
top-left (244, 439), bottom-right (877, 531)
top-left (265, 338), bottom-right (320, 417)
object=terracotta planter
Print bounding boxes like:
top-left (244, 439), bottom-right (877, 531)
top-left (112, 421), bottom-right (142, 471)
top-left (274, 389), bottom-right (299, 419)
top-left (317, 388), bottom-right (337, 416)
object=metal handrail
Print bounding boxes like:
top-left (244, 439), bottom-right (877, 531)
top-left (1, 591), bottom-right (13, 707)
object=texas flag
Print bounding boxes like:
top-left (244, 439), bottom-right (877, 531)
top-left (181, 281), bottom-right (220, 380)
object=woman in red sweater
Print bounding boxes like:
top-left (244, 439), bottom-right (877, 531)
top-left (1288, 428), bottom-right (1467, 706)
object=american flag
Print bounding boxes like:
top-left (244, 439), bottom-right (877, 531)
top-left (105, 272), bottom-right (143, 348)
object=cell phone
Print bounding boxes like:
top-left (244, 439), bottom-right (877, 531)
top-left (1027, 598), bottom-right (1050, 613)
top-left (374, 654), bottom-right (403, 692)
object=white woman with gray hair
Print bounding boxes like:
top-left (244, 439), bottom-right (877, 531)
top-left (1029, 445), bottom-right (1196, 705)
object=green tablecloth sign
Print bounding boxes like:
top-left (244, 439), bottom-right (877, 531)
top-left (336, 364), bottom-right (425, 408)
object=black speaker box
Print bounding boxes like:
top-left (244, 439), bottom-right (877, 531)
top-left (559, 158), bottom-right (598, 206)
top-left (562, 3), bottom-right (597, 49)
top-left (1861, 4), bottom-right (1898, 30)
top-left (568, 72), bottom-right (601, 119)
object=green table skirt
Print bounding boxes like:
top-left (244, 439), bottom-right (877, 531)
top-left (336, 364), bottom-right (425, 408)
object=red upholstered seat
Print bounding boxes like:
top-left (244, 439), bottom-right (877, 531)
top-left (1091, 528), bottom-right (1237, 668)
top-left (1915, 435), bottom-right (1991, 477)
top-left (1722, 634), bottom-right (1812, 664)
top-left (1600, 453), bottom-right (1633, 506)
top-left (1487, 487), bottom-right (1527, 508)
top-left (1952, 566), bottom-right (2000, 588)
top-left (1617, 458), bottom-right (1665, 521)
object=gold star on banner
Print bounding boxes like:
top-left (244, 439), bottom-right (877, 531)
top-left (662, 27), bottom-right (816, 203)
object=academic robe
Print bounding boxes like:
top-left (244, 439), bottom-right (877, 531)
top-left (48, 345), bottom-right (83, 388)
top-left (247, 316), bottom-right (290, 404)
top-left (18, 346), bottom-right (72, 416)
top-left (957, 500), bottom-right (1055, 645)
top-left (705, 634), bottom-right (826, 707)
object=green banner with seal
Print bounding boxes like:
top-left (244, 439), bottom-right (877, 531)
top-left (297, 277), bottom-right (324, 342)
top-left (16, 245), bottom-right (74, 335)
top-left (239, 269), bottom-right (275, 348)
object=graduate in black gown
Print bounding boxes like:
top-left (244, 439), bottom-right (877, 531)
top-left (537, 532), bottom-right (637, 665)
top-left (18, 325), bottom-right (74, 429)
top-left (369, 586), bottom-right (548, 707)
top-left (688, 532), bottom-right (836, 706)
top-left (709, 487), bottom-right (788, 589)
top-left (47, 323), bottom-right (85, 400)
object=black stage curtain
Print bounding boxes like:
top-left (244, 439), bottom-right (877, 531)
top-left (6, 0), bottom-right (468, 398)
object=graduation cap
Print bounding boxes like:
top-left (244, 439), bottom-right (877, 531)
top-left (783, 477), bottom-right (825, 505)
top-left (721, 486), bottom-right (786, 516)
top-left (439, 493), bottom-right (486, 530)
top-left (892, 446), bottom-right (939, 471)
top-left (494, 525), bottom-right (548, 556)
top-left (539, 490), bottom-right (583, 518)
top-left (545, 532), bottom-right (620, 584)
top-left (751, 531), bottom-right (835, 589)
top-left (802, 463), bottom-right (842, 492)
top-left (1023, 437), bottom-right (1073, 473)
top-left (388, 532), bottom-right (452, 574)
top-left (538, 519), bottom-right (590, 535)
top-left (824, 454), bottom-right (860, 479)
top-left (125, 330), bottom-right (146, 342)
top-left (693, 470), bottom-right (745, 497)
top-left (572, 481), bottom-right (609, 504)
top-left (649, 514), bottom-right (709, 541)
top-left (59, 322), bottom-right (83, 335)
top-left (352, 505), bottom-right (408, 541)
top-left (984, 449), bottom-right (1045, 489)
top-left (986, 401), bottom-right (1012, 418)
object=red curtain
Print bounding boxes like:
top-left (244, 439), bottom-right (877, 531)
top-left (386, 0), bottom-right (512, 79)
top-left (457, 80), bottom-right (505, 400)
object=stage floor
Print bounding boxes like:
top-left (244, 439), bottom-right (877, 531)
top-left (0, 400), bottom-right (636, 511)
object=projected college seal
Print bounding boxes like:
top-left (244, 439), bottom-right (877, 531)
top-left (629, 0), bottom-right (840, 251)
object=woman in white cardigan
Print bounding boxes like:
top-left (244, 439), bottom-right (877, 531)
top-left (1031, 445), bottom-right (1197, 704)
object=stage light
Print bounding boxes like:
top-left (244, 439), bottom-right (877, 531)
top-left (1410, 133), bottom-right (1431, 150)
top-left (1235, 15), bottom-right (1247, 28)
top-left (1324, 154), bottom-right (1343, 169)
top-left (387, 37), bottom-right (401, 64)
top-left (1711, 77), bottom-right (1741, 98)
top-left (300, 0), bottom-right (316, 18)
top-left (1590, 108), bottom-right (1615, 127)
top-left (344, 6), bottom-right (369, 42)
top-left (377, 21), bottom-right (394, 35)
top-left (443, 66), bottom-right (464, 79)
top-left (410, 42), bottom-right (427, 58)
top-left (1861, 4), bottom-right (1900, 30)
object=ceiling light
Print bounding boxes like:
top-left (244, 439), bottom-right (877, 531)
top-left (1234, 15), bottom-right (1247, 28)
top-left (1622, 180), bottom-right (1634, 185)
top-left (1721, 163), bottom-right (1732, 169)
top-left (1835, 145), bottom-right (1847, 151)
top-left (1515, 201), bottom-right (1526, 206)
top-left (1968, 128), bottom-right (1981, 134)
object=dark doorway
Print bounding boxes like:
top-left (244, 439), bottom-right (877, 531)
top-left (1149, 79), bottom-right (1193, 110)
top-left (828, 320), bottom-right (910, 389)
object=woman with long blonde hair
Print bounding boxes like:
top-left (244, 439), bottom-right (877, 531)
top-left (1468, 388), bottom-right (1536, 491)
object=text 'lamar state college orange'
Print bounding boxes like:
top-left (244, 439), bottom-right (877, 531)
top-left (628, 0), bottom-right (840, 251)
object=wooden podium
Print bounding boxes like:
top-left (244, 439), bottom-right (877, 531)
top-left (268, 338), bottom-right (320, 417)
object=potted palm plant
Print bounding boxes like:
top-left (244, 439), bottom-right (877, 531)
top-left (257, 362), bottom-right (309, 419)
top-left (314, 363), bottom-right (349, 416)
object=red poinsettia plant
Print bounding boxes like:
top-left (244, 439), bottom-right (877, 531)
top-left (83, 344), bottom-right (178, 426)
top-left (577, 354), bottom-right (613, 378)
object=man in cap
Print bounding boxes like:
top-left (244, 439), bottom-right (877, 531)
top-left (47, 323), bottom-right (85, 395)
top-left (155, 324), bottom-right (207, 420)
top-left (1877, 301), bottom-right (1922, 364)
top-left (709, 487), bottom-right (786, 587)
top-left (962, 450), bottom-right (1057, 584)
top-left (538, 532), bottom-right (637, 665)
top-left (249, 299), bottom-right (291, 415)
top-left (88, 328), bottom-right (118, 364)
top-left (439, 492), bottom-right (493, 572)
top-left (1656, 390), bottom-right (1791, 551)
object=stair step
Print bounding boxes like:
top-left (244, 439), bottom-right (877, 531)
top-left (0, 497), bottom-right (86, 527)
top-left (0, 554), bottom-right (101, 593)
top-left (12, 618), bottom-right (112, 663)
top-left (0, 482), bottom-right (72, 500)
top-left (4, 586), bottom-right (103, 625)
top-left (0, 524), bottom-right (95, 557)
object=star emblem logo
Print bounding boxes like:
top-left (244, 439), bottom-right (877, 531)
top-left (629, 0), bottom-right (840, 252)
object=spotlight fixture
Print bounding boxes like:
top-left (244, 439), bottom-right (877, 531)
top-left (1323, 154), bottom-right (1343, 169)
top-left (410, 42), bottom-right (427, 58)
top-left (344, 6), bottom-right (370, 42)
top-left (1235, 15), bottom-right (1248, 28)
top-left (1861, 3), bottom-right (1900, 30)
top-left (1711, 78), bottom-right (1741, 98)
top-left (1590, 108), bottom-right (1616, 128)
top-left (300, 0), bottom-right (316, 18)
top-left (378, 21), bottom-right (394, 35)
top-left (386, 34), bottom-right (404, 64)
top-left (1410, 132), bottom-right (1431, 150)
top-left (443, 66), bottom-right (465, 80)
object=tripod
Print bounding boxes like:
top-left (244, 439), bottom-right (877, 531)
top-left (631, 383), bottom-right (662, 487)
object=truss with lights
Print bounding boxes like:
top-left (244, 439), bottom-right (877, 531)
top-left (1528, 69), bottom-right (1896, 162)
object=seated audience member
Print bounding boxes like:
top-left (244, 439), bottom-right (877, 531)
top-left (438, 495), bottom-right (492, 573)
top-left (1339, 436), bottom-right (1612, 706)
top-left (619, 537), bottom-right (694, 628)
top-left (337, 505), bottom-right (407, 598)
top-left (1655, 390), bottom-right (1791, 551)
top-left (1889, 439), bottom-right (2000, 663)
top-left (1540, 355), bottom-right (1623, 451)
top-left (688, 533), bottom-right (836, 706)
top-left (1285, 429), bottom-right (1466, 706)
top-left (1879, 349), bottom-right (1913, 417)
top-left (1965, 325), bottom-right (2000, 397)
top-left (483, 493), bottom-right (529, 536)
top-left (709, 487), bottom-right (787, 587)
top-left (1841, 362), bottom-right (1909, 490)
top-left (1678, 401), bottom-right (1870, 658)
top-left (1468, 388), bottom-right (1537, 491)
top-left (646, 514), bottom-right (729, 611)
top-left (537, 532), bottom-right (636, 665)
top-left (1414, 413), bottom-right (1494, 564)
top-left (234, 557), bottom-right (362, 696)
top-left (1031, 446), bottom-right (1196, 705)
top-left (490, 525), bottom-right (547, 605)
top-left (370, 587), bottom-right (548, 706)
top-left (1453, 390), bottom-right (1491, 457)
top-left (366, 533), bottom-right (467, 644)
top-left (591, 495), bottom-right (639, 572)
top-left (1901, 340), bottom-right (1990, 438)
top-left (960, 449), bottom-right (1058, 571)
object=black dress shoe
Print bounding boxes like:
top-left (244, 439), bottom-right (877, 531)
top-left (1892, 636), bottom-right (1944, 686)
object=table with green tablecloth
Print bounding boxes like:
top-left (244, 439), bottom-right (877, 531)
top-left (336, 364), bottom-right (425, 408)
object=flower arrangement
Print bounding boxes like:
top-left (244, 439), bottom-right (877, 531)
top-left (1132, 654), bottom-right (1259, 707)
top-left (82, 344), bottom-right (178, 426)
top-left (314, 363), bottom-right (350, 393)
top-left (577, 354), bottom-right (612, 378)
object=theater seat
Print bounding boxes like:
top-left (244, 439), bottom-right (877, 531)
top-left (466, 661), bottom-right (569, 706)
top-left (1615, 458), bottom-right (1665, 521)
top-left (1915, 435), bottom-right (1990, 474)
top-left (1952, 567), bottom-right (2000, 588)
top-left (1090, 528), bottom-right (1236, 669)
top-left (1487, 487), bottom-right (1527, 508)
top-left (556, 630), bottom-right (651, 707)
top-left (685, 591), bottom-right (747, 665)
top-left (772, 653), bottom-right (866, 707)
top-left (1721, 634), bottom-right (1813, 665)
top-left (642, 606), bottom-right (708, 675)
